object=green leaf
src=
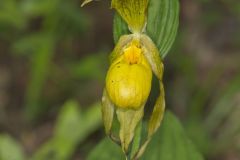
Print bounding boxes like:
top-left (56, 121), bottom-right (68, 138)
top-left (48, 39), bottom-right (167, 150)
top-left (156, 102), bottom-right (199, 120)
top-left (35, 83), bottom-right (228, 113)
top-left (32, 100), bottom-right (102, 160)
top-left (20, 0), bottom-right (58, 16)
top-left (0, 0), bottom-right (26, 29)
top-left (87, 138), bottom-right (124, 160)
top-left (113, 13), bottom-right (130, 44)
top-left (87, 111), bottom-right (204, 160)
top-left (0, 134), bottom-right (26, 160)
top-left (141, 112), bottom-right (204, 160)
top-left (113, 0), bottom-right (179, 58)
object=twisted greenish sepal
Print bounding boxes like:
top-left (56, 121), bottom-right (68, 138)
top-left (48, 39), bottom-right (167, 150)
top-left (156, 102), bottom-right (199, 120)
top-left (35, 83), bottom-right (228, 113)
top-left (81, 0), bottom-right (93, 7)
top-left (116, 106), bottom-right (144, 154)
top-left (101, 89), bottom-right (115, 135)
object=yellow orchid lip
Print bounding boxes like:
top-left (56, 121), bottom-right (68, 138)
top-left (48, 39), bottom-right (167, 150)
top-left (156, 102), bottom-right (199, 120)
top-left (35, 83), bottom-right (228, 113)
top-left (106, 40), bottom-right (152, 109)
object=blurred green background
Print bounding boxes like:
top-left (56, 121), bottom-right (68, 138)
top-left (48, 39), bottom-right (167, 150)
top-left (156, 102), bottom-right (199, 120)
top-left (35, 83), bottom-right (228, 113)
top-left (0, 0), bottom-right (240, 160)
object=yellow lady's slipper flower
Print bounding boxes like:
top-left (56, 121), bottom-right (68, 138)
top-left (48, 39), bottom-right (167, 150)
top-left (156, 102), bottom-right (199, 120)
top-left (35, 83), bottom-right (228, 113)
top-left (82, 0), bottom-right (166, 158)
top-left (102, 34), bottom-right (165, 156)
top-left (106, 40), bottom-right (152, 109)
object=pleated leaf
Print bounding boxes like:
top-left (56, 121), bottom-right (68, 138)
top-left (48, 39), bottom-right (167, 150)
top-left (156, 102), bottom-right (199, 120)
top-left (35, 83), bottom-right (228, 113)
top-left (87, 138), bottom-right (124, 160)
top-left (141, 112), bottom-right (204, 160)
